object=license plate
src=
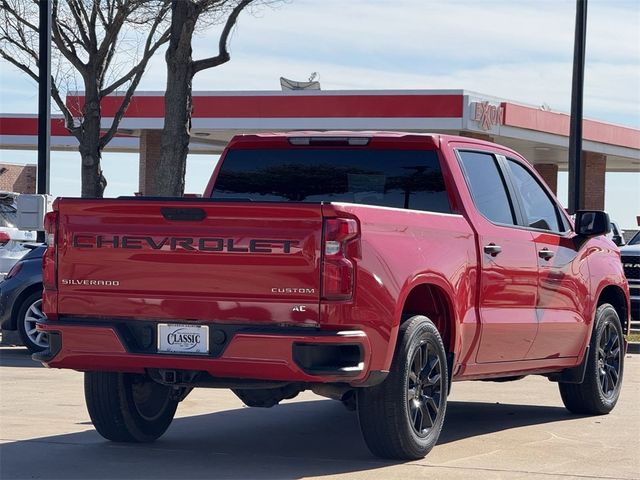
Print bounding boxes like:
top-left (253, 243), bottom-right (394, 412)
top-left (157, 324), bottom-right (209, 355)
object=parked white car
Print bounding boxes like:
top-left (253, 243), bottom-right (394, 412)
top-left (0, 192), bottom-right (37, 279)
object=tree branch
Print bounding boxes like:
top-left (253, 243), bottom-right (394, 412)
top-left (50, 80), bottom-right (82, 140)
top-left (98, 1), bottom-right (172, 146)
top-left (50, 0), bottom-right (87, 73)
top-left (191, 0), bottom-right (254, 74)
top-left (1, 33), bottom-right (37, 62)
top-left (100, 3), bottom-right (171, 97)
top-left (0, 47), bottom-right (38, 82)
top-left (55, 20), bottom-right (82, 57)
top-left (0, 0), bottom-right (38, 32)
top-left (66, 0), bottom-right (91, 46)
top-left (96, 4), bottom-right (127, 61)
top-left (96, 2), bottom-right (109, 29)
top-left (14, 24), bottom-right (38, 60)
top-left (99, 57), bottom-right (150, 148)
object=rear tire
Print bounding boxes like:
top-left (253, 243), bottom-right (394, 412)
top-left (559, 303), bottom-right (624, 415)
top-left (357, 315), bottom-right (448, 459)
top-left (84, 372), bottom-right (178, 442)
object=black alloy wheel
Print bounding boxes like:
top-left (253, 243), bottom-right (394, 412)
top-left (559, 303), bottom-right (624, 415)
top-left (596, 321), bottom-right (622, 398)
top-left (358, 315), bottom-right (448, 459)
top-left (407, 341), bottom-right (443, 437)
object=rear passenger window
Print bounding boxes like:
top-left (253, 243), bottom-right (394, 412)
top-left (506, 159), bottom-right (562, 232)
top-left (458, 151), bottom-right (515, 225)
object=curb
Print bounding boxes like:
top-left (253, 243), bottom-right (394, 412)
top-left (628, 342), bottom-right (640, 354)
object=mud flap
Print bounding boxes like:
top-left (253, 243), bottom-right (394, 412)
top-left (548, 346), bottom-right (589, 384)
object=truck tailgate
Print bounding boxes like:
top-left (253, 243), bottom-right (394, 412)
top-left (55, 199), bottom-right (322, 326)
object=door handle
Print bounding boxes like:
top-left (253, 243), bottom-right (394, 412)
top-left (538, 248), bottom-right (555, 260)
top-left (483, 244), bottom-right (502, 256)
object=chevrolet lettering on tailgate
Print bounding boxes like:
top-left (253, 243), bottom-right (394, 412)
top-left (72, 235), bottom-right (300, 253)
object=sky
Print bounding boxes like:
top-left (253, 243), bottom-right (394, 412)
top-left (0, 0), bottom-right (639, 227)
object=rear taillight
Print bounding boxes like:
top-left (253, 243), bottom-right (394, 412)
top-left (0, 231), bottom-right (10, 246)
top-left (42, 211), bottom-right (58, 290)
top-left (321, 217), bottom-right (359, 301)
top-left (5, 261), bottom-right (22, 279)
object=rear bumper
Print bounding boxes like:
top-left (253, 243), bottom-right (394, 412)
top-left (34, 318), bottom-right (380, 386)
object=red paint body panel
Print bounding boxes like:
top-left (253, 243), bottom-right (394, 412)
top-left (55, 200), bottom-right (322, 325)
top-left (40, 131), bottom-right (630, 386)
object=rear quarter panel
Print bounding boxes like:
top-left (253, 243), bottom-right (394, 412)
top-left (585, 236), bottom-right (630, 337)
top-left (326, 203), bottom-right (477, 372)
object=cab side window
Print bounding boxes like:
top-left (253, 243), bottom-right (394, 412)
top-left (506, 159), bottom-right (563, 232)
top-left (458, 151), bottom-right (516, 225)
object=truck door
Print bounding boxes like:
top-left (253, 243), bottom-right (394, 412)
top-left (457, 150), bottom-right (539, 363)
top-left (502, 158), bottom-right (589, 359)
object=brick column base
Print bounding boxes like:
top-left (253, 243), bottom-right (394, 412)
top-left (534, 164), bottom-right (559, 194)
top-left (139, 130), bottom-right (163, 195)
top-left (581, 152), bottom-right (606, 210)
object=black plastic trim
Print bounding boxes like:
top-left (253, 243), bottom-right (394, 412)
top-left (292, 342), bottom-right (363, 376)
top-left (548, 346), bottom-right (589, 384)
top-left (357, 370), bottom-right (389, 387)
top-left (161, 207), bottom-right (206, 221)
top-left (31, 330), bottom-right (62, 363)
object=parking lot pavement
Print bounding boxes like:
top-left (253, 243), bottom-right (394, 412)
top-left (0, 347), bottom-right (638, 480)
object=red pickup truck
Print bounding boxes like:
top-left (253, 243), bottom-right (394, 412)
top-left (36, 132), bottom-right (629, 459)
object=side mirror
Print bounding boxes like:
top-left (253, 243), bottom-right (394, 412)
top-left (575, 210), bottom-right (611, 237)
top-left (612, 234), bottom-right (625, 247)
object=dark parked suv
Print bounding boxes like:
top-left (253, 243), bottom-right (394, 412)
top-left (620, 232), bottom-right (640, 320)
top-left (0, 245), bottom-right (46, 352)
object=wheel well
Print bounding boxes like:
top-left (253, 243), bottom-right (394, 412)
top-left (597, 285), bottom-right (629, 334)
top-left (401, 283), bottom-right (454, 352)
top-left (9, 283), bottom-right (43, 330)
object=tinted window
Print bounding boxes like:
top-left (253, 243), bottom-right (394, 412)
top-left (458, 151), bottom-right (515, 225)
top-left (507, 159), bottom-right (562, 232)
top-left (212, 149), bottom-right (451, 213)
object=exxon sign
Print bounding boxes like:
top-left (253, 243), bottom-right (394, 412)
top-left (471, 101), bottom-right (504, 131)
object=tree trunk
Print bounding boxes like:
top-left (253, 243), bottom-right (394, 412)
top-left (158, 1), bottom-right (199, 197)
top-left (79, 82), bottom-right (107, 197)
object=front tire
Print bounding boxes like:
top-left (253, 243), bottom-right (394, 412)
top-left (358, 315), bottom-right (448, 460)
top-left (16, 290), bottom-right (47, 353)
top-left (84, 372), bottom-right (178, 442)
top-left (559, 303), bottom-right (624, 415)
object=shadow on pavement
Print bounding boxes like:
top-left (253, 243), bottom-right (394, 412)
top-left (0, 346), bottom-right (42, 368)
top-left (0, 397), bottom-right (580, 479)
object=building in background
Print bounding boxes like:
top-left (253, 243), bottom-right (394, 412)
top-left (0, 89), bottom-right (638, 206)
top-left (0, 163), bottom-right (36, 194)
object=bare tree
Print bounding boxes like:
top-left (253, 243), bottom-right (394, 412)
top-left (0, 0), bottom-right (171, 197)
top-left (157, 0), bottom-right (254, 196)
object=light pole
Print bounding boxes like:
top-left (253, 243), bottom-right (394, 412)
top-left (568, 0), bottom-right (588, 214)
top-left (37, 0), bottom-right (51, 242)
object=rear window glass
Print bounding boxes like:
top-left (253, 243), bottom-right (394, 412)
top-left (212, 149), bottom-right (451, 213)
